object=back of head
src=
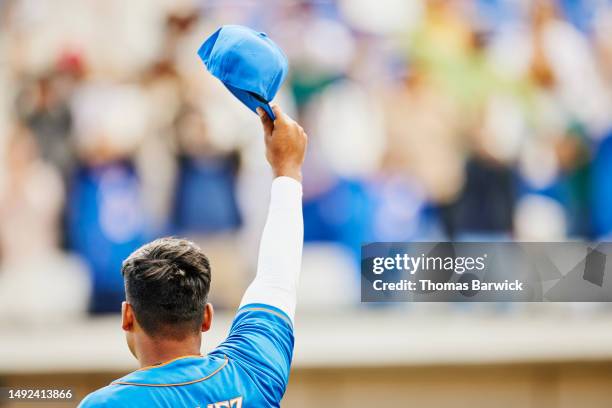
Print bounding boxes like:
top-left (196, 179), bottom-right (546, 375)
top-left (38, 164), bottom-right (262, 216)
top-left (122, 237), bottom-right (211, 339)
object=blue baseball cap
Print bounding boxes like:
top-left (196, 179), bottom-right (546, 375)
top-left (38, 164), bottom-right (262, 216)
top-left (198, 25), bottom-right (288, 121)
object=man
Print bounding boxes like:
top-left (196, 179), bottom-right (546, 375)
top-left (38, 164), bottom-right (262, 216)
top-left (79, 104), bottom-right (307, 407)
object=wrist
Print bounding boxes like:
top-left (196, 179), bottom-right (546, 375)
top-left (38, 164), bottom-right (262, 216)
top-left (273, 166), bottom-right (302, 182)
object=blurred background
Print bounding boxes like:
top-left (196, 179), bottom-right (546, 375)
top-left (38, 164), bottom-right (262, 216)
top-left (1, 0), bottom-right (612, 407)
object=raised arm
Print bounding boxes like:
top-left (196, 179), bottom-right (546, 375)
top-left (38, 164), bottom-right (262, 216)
top-left (239, 105), bottom-right (307, 322)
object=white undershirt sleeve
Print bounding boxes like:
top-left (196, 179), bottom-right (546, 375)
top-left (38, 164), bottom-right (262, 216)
top-left (239, 176), bottom-right (303, 322)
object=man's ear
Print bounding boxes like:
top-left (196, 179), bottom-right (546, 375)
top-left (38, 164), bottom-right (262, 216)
top-left (122, 301), bottom-right (135, 332)
top-left (202, 303), bottom-right (214, 333)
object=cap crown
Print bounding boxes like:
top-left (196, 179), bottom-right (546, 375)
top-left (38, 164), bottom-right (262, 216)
top-left (198, 25), bottom-right (288, 107)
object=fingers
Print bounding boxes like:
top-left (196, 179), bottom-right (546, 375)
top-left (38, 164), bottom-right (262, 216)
top-left (264, 103), bottom-right (307, 143)
top-left (256, 107), bottom-right (273, 136)
top-left (271, 104), bottom-right (295, 129)
top-left (271, 104), bottom-right (283, 123)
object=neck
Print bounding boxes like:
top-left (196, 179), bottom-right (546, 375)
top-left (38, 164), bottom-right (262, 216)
top-left (135, 334), bottom-right (202, 368)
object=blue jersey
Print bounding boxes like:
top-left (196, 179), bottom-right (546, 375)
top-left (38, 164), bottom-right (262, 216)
top-left (79, 304), bottom-right (294, 407)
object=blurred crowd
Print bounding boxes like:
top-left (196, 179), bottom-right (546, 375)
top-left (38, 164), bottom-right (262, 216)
top-left (0, 0), bottom-right (611, 321)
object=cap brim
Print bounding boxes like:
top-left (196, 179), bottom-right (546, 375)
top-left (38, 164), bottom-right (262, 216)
top-left (225, 84), bottom-right (276, 121)
top-left (261, 104), bottom-right (275, 121)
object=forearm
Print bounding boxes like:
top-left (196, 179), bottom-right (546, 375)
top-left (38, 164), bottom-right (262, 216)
top-left (239, 176), bottom-right (303, 322)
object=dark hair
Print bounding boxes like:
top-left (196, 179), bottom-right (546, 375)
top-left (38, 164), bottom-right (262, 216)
top-left (121, 237), bottom-right (211, 339)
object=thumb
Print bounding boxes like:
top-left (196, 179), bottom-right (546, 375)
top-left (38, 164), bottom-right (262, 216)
top-left (257, 107), bottom-right (273, 136)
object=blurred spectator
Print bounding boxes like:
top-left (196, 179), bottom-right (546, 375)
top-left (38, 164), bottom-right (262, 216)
top-left (171, 104), bottom-right (242, 235)
top-left (66, 83), bottom-right (149, 314)
top-left (383, 69), bottom-right (465, 205)
top-left (0, 125), bottom-right (89, 325)
top-left (592, 130), bottom-right (612, 238)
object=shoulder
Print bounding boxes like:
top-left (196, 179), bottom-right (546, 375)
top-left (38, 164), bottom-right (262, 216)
top-left (232, 303), bottom-right (294, 330)
top-left (209, 304), bottom-right (295, 403)
top-left (78, 384), bottom-right (136, 407)
top-left (211, 303), bottom-right (295, 369)
top-left (219, 303), bottom-right (294, 355)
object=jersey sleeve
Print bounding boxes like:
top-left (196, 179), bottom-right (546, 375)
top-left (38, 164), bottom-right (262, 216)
top-left (209, 303), bottom-right (294, 404)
